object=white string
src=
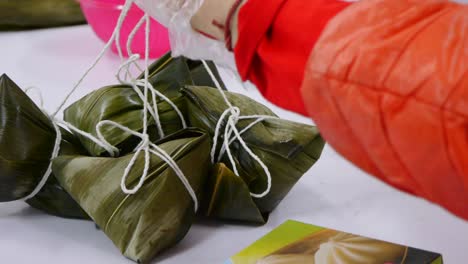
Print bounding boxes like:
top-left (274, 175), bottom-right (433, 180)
top-left (116, 66), bottom-right (188, 133)
top-left (115, 14), bottom-right (187, 138)
top-left (201, 61), bottom-right (233, 108)
top-left (201, 61), bottom-right (275, 198)
top-left (114, 0), bottom-right (136, 61)
top-left (96, 120), bottom-right (150, 194)
top-left (24, 86), bottom-right (44, 108)
top-left (138, 79), bottom-right (188, 129)
top-left (20, 116), bottom-right (62, 201)
top-left (19, 95), bottom-right (118, 200)
top-left (19, 101), bottom-right (125, 201)
top-left (116, 54), bottom-right (141, 83)
top-left (52, 0), bottom-right (135, 117)
top-left (126, 15), bottom-right (146, 74)
top-left (135, 11), bottom-right (152, 198)
top-left (58, 119), bottom-right (119, 156)
top-left (119, 52), bottom-right (166, 137)
top-left (95, 120), bottom-right (198, 211)
top-left (110, 11), bottom-right (195, 209)
top-left (217, 115), bottom-right (270, 161)
top-left (210, 107), bottom-right (233, 163)
top-left (21, 0), bottom-right (197, 211)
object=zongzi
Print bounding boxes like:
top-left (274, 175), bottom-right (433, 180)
top-left (183, 86), bottom-right (325, 223)
top-left (65, 54), bottom-right (227, 157)
top-left (0, 74), bottom-right (88, 219)
top-left (64, 84), bottom-right (187, 157)
top-left (53, 129), bottom-right (211, 263)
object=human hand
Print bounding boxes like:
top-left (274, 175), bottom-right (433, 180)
top-left (191, 0), bottom-right (246, 50)
top-left (135, 0), bottom-right (237, 67)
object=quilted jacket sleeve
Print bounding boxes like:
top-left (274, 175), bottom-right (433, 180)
top-left (301, 0), bottom-right (468, 219)
top-left (234, 0), bottom-right (351, 115)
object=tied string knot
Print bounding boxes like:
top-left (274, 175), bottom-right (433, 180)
top-left (210, 106), bottom-right (240, 163)
top-left (116, 53), bottom-right (188, 139)
top-left (201, 60), bottom-right (274, 199)
top-left (96, 120), bottom-right (198, 211)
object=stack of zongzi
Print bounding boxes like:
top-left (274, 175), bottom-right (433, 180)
top-left (0, 52), bottom-right (325, 262)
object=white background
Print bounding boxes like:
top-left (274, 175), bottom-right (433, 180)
top-left (1, 8), bottom-right (467, 264)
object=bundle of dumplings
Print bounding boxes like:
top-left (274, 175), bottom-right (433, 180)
top-left (0, 53), bottom-right (324, 263)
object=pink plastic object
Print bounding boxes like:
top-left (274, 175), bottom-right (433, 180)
top-left (77, 0), bottom-right (170, 58)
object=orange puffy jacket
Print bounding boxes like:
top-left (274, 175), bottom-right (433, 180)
top-left (302, 0), bottom-right (468, 219)
top-left (235, 0), bottom-right (468, 219)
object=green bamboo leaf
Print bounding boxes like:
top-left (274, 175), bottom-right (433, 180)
top-left (67, 54), bottom-right (227, 157)
top-left (53, 129), bottom-right (211, 263)
top-left (0, 74), bottom-right (88, 219)
top-left (140, 52), bottom-right (226, 91)
top-left (0, 74), bottom-right (55, 201)
top-left (0, 0), bottom-right (85, 30)
top-left (64, 85), bottom-right (187, 157)
top-left (26, 175), bottom-right (89, 219)
top-left (186, 60), bottom-right (227, 90)
top-left (139, 52), bottom-right (173, 80)
top-left (183, 86), bottom-right (325, 222)
top-left (141, 55), bottom-right (194, 99)
top-left (203, 163), bottom-right (265, 224)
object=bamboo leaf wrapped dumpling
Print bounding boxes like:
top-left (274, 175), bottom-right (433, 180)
top-left (182, 86), bottom-right (325, 224)
top-left (65, 54), bottom-right (225, 157)
top-left (64, 54), bottom-right (196, 157)
top-left (52, 129), bottom-right (211, 263)
top-left (63, 84), bottom-right (187, 157)
top-left (0, 74), bottom-right (88, 219)
top-left (0, 74), bottom-right (58, 201)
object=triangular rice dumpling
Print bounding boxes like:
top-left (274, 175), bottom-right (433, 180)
top-left (63, 84), bottom-right (187, 157)
top-left (65, 54), bottom-right (226, 157)
top-left (0, 74), bottom-right (58, 201)
top-left (52, 129), bottom-right (211, 263)
top-left (0, 74), bottom-right (88, 218)
top-left (183, 86), bottom-right (325, 223)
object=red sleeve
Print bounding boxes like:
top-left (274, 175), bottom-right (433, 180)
top-left (234, 0), bottom-right (351, 115)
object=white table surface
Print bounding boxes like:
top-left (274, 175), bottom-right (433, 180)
top-left (0, 24), bottom-right (467, 264)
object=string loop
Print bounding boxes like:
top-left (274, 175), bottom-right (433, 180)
top-left (201, 61), bottom-right (275, 198)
